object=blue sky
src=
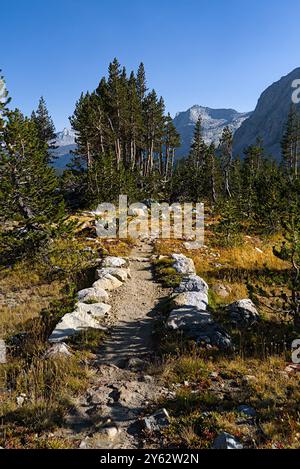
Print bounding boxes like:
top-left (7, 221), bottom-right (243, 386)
top-left (2, 0), bottom-right (300, 129)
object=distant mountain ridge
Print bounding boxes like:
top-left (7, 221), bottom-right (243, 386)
top-left (233, 67), bottom-right (300, 159)
top-left (173, 105), bottom-right (252, 158)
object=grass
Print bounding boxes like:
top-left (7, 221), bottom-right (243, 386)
top-left (0, 223), bottom-right (111, 448)
top-left (153, 257), bottom-right (182, 288)
top-left (156, 352), bottom-right (300, 448)
top-left (151, 215), bottom-right (299, 449)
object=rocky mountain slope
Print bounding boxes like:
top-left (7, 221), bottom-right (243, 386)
top-left (233, 67), bottom-right (300, 159)
top-left (173, 105), bottom-right (251, 158)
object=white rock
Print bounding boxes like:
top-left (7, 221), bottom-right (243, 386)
top-left (77, 287), bottom-right (109, 303)
top-left (102, 256), bottom-right (127, 268)
top-left (45, 342), bottom-right (72, 358)
top-left (48, 302), bottom-right (110, 342)
top-left (172, 254), bottom-right (196, 275)
top-left (93, 274), bottom-right (123, 291)
top-left (176, 275), bottom-right (209, 294)
top-left (172, 291), bottom-right (208, 310)
top-left (96, 267), bottom-right (130, 282)
top-left (0, 339), bottom-right (7, 364)
top-left (16, 395), bottom-right (25, 407)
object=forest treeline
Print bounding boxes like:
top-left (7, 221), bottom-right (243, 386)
top-left (0, 59), bottom-right (299, 259)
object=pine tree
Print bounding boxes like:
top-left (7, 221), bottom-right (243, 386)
top-left (0, 110), bottom-right (66, 261)
top-left (69, 92), bottom-right (94, 168)
top-left (31, 97), bottom-right (56, 161)
top-left (136, 62), bottom-right (147, 103)
top-left (127, 71), bottom-right (143, 170)
top-left (163, 113), bottom-right (180, 179)
top-left (143, 90), bottom-right (165, 176)
top-left (106, 58), bottom-right (125, 167)
top-left (242, 138), bottom-right (264, 218)
top-left (219, 126), bottom-right (233, 198)
top-left (203, 143), bottom-right (218, 203)
top-left (273, 208), bottom-right (300, 329)
top-left (0, 71), bottom-right (10, 136)
top-left (281, 105), bottom-right (300, 180)
top-left (189, 116), bottom-right (206, 169)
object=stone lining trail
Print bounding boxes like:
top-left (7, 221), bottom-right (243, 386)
top-left (61, 240), bottom-right (171, 449)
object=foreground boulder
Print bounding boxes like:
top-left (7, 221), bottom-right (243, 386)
top-left (102, 256), bottom-right (127, 268)
top-left (96, 267), bottom-right (131, 282)
top-left (227, 299), bottom-right (260, 327)
top-left (167, 307), bottom-right (213, 334)
top-left (49, 302), bottom-right (110, 342)
top-left (77, 287), bottom-right (109, 303)
top-left (167, 307), bottom-right (232, 350)
top-left (93, 273), bottom-right (123, 291)
top-left (172, 291), bottom-right (208, 310)
top-left (171, 254), bottom-right (196, 275)
top-left (175, 275), bottom-right (209, 294)
top-left (212, 432), bottom-right (243, 449)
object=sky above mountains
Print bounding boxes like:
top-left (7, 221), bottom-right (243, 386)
top-left (2, 0), bottom-right (300, 129)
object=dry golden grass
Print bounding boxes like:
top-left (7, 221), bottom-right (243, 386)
top-left (153, 232), bottom-right (290, 306)
top-left (0, 282), bottom-right (63, 338)
top-left (160, 353), bottom-right (300, 448)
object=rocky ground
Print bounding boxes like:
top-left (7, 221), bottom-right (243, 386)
top-left (50, 240), bottom-right (172, 448)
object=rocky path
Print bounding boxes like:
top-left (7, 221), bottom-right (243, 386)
top-left (98, 241), bottom-right (166, 366)
top-left (62, 240), bottom-right (171, 449)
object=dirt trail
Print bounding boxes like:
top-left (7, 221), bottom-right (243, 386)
top-left (63, 240), bottom-right (171, 449)
top-left (98, 240), bottom-right (166, 366)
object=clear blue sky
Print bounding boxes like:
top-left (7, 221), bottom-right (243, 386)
top-left (2, 0), bottom-right (300, 129)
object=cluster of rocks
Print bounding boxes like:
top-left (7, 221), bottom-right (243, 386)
top-left (166, 254), bottom-right (231, 350)
top-left (48, 256), bottom-right (129, 344)
top-left (165, 253), bottom-right (260, 350)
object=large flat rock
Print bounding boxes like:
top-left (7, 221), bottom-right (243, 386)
top-left (96, 267), bottom-right (131, 282)
top-left (93, 274), bottom-right (123, 291)
top-left (172, 291), bottom-right (208, 310)
top-left (49, 302), bottom-right (111, 343)
top-left (77, 287), bottom-right (109, 303)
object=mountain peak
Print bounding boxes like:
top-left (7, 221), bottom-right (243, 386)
top-left (55, 128), bottom-right (76, 146)
top-left (174, 105), bottom-right (252, 157)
